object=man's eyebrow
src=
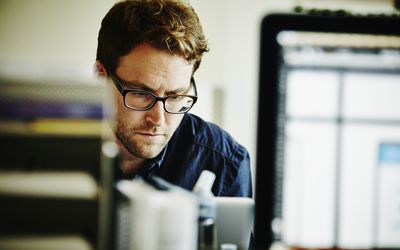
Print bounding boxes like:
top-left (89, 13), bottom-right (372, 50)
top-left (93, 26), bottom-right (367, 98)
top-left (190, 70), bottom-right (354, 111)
top-left (121, 78), bottom-right (191, 95)
top-left (121, 80), bottom-right (154, 92)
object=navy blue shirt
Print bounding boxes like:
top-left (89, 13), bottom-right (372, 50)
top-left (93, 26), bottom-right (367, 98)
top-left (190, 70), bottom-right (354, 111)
top-left (116, 113), bottom-right (252, 198)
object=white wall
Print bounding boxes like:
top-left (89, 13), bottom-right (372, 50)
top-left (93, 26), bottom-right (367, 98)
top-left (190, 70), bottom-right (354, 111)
top-left (0, 0), bottom-right (114, 79)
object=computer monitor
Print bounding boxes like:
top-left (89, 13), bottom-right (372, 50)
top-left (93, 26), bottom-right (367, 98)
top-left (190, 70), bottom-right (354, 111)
top-left (254, 13), bottom-right (400, 249)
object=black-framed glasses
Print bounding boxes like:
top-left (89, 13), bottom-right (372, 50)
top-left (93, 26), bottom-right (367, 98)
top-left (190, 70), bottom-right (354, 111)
top-left (109, 73), bottom-right (198, 114)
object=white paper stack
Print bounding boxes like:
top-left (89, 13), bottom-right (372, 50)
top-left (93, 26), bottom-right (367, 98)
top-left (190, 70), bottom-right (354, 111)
top-left (116, 179), bottom-right (198, 250)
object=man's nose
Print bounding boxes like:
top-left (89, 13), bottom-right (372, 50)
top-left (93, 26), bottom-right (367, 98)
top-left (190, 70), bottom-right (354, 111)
top-left (144, 100), bottom-right (165, 125)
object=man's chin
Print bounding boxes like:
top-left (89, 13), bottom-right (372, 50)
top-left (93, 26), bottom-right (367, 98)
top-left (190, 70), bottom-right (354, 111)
top-left (116, 133), bottom-right (166, 159)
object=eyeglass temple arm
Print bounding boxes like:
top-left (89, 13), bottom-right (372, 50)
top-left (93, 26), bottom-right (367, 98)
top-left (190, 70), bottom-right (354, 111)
top-left (109, 74), bottom-right (124, 93)
top-left (191, 77), bottom-right (198, 96)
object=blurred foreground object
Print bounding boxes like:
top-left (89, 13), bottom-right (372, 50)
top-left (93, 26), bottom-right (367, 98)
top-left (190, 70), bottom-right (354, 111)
top-left (0, 75), bottom-right (116, 250)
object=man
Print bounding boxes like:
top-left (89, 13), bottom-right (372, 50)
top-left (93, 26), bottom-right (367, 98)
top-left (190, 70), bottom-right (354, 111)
top-left (95, 0), bottom-right (252, 197)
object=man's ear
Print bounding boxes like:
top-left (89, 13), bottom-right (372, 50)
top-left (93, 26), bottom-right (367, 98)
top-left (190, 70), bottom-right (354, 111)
top-left (94, 60), bottom-right (107, 78)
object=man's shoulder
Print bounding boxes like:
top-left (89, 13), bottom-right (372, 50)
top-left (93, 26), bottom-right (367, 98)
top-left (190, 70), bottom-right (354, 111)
top-left (179, 114), bottom-right (252, 197)
top-left (178, 113), bottom-right (248, 164)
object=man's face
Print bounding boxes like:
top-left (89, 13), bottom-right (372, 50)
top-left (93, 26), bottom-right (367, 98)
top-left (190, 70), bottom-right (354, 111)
top-left (110, 43), bottom-right (194, 159)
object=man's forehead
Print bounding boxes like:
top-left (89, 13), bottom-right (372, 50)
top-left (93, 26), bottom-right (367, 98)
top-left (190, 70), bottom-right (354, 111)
top-left (115, 44), bottom-right (193, 89)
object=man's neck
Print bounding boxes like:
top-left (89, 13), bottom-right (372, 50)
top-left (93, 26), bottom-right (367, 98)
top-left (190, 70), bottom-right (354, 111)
top-left (119, 155), bottom-right (147, 178)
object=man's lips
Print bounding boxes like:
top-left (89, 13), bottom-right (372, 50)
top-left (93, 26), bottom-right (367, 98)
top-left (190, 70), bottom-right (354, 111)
top-left (135, 131), bottom-right (165, 143)
top-left (136, 131), bottom-right (164, 136)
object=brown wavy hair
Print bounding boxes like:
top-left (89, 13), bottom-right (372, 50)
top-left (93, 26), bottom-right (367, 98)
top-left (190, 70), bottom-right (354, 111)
top-left (96, 0), bottom-right (209, 75)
